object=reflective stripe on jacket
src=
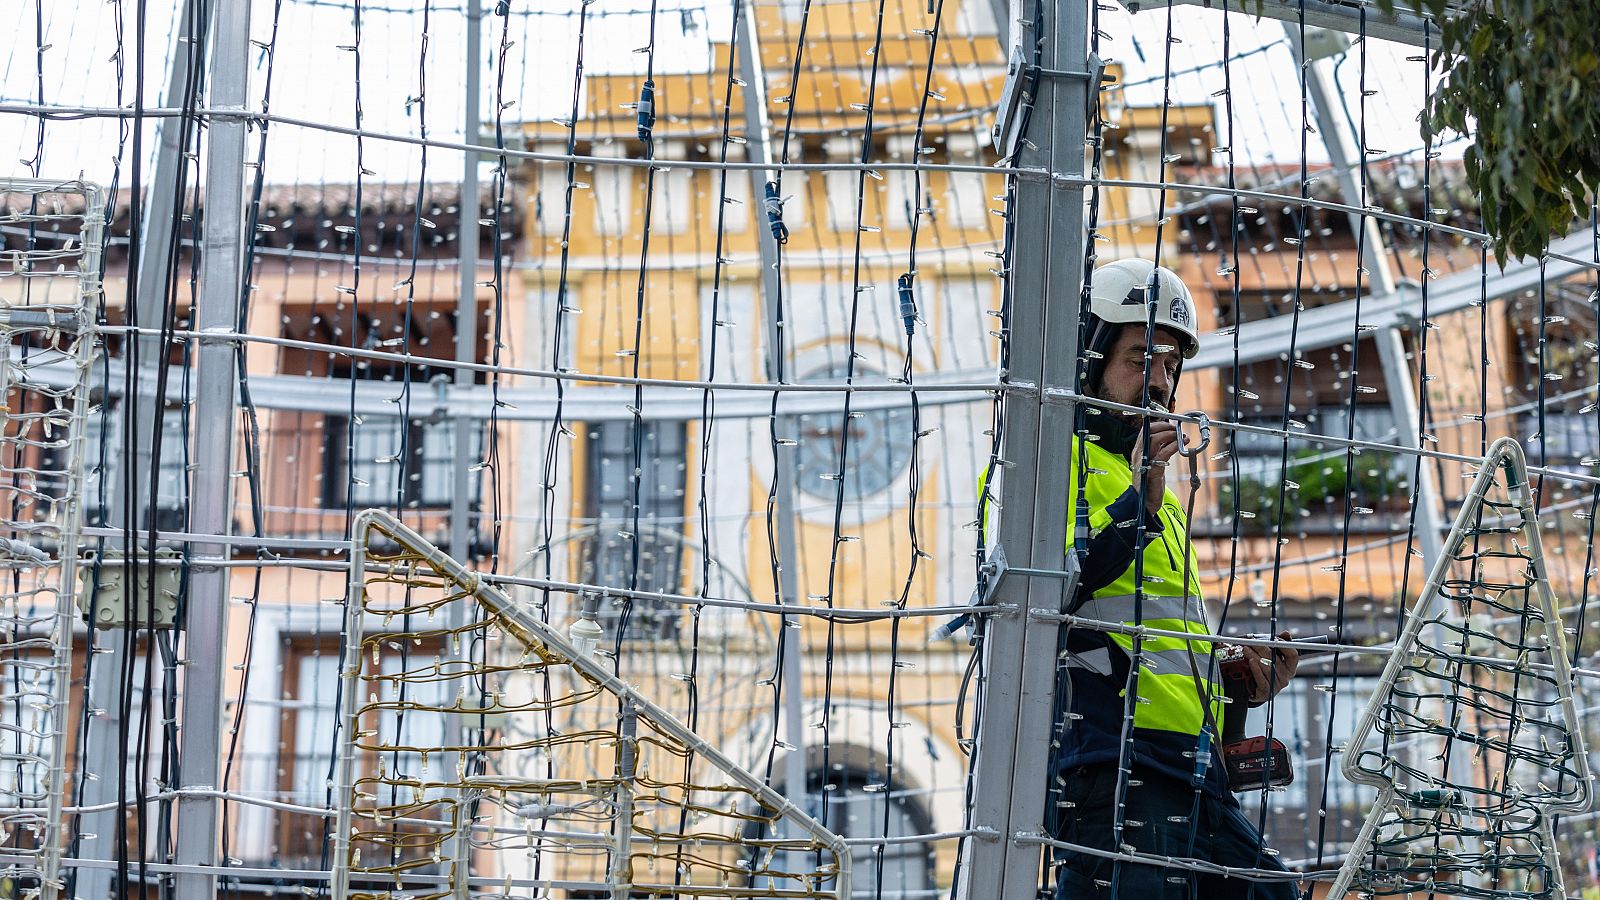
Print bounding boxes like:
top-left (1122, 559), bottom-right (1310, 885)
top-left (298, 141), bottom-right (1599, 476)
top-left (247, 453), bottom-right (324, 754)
top-left (978, 434), bottom-right (1226, 772)
top-left (1066, 436), bottom-right (1224, 737)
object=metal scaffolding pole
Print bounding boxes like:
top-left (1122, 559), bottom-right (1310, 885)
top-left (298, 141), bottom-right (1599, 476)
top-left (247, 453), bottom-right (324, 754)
top-left (735, 0), bottom-right (809, 817)
top-left (959, 0), bottom-right (1089, 896)
top-left (442, 4), bottom-right (484, 893)
top-left (453, 0), bottom-right (481, 564)
top-left (78, 3), bottom-right (213, 896)
top-left (988, 0), bottom-right (1011, 48)
top-left (1165, 0), bottom-right (1439, 46)
top-left (171, 0), bottom-right (250, 896)
top-left (1376, 326), bottom-right (1448, 566)
top-left (1290, 24), bottom-right (1446, 571)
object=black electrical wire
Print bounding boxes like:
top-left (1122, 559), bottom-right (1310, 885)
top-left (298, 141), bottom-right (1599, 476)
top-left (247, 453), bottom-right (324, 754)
top-left (678, 0), bottom-right (753, 886)
top-left (1309, 1), bottom-right (1371, 871)
top-left (312, 0), bottom-right (373, 891)
top-left (873, 1), bottom-right (946, 892)
top-left (530, 1), bottom-right (591, 876)
top-left (613, 0), bottom-right (662, 667)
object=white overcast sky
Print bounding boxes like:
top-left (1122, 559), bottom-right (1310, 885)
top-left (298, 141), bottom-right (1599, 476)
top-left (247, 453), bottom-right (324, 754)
top-left (0, 0), bottom-right (1440, 192)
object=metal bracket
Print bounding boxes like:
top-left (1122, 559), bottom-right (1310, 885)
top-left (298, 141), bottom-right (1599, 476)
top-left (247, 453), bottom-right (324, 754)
top-left (194, 326), bottom-right (240, 346)
top-left (931, 543), bottom-right (1010, 643)
top-left (1085, 53), bottom-right (1109, 125)
top-left (991, 46), bottom-right (1038, 159)
top-left (993, 50), bottom-right (1109, 159)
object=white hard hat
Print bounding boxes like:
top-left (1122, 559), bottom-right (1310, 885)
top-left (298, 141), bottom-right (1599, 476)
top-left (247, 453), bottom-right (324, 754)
top-left (1087, 258), bottom-right (1200, 359)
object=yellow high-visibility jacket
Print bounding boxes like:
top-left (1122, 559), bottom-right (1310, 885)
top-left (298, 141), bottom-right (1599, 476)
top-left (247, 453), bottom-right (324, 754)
top-left (980, 434), bottom-right (1228, 794)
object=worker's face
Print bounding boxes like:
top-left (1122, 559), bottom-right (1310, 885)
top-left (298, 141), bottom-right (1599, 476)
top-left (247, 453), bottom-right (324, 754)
top-left (1094, 325), bottom-right (1184, 413)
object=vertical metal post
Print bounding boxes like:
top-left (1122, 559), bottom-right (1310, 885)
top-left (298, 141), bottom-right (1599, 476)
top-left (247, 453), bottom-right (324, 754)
top-left (79, 4), bottom-right (214, 896)
top-left (987, 0), bottom-right (1011, 48)
top-left (960, 0), bottom-right (1089, 896)
top-left (608, 703), bottom-right (639, 898)
top-left (125, 1), bottom-right (216, 526)
top-left (77, 651), bottom-right (124, 900)
top-left (1289, 24), bottom-right (1445, 570)
top-left (1376, 328), bottom-right (1447, 567)
top-left (444, 5), bottom-right (483, 892)
top-left (171, 1), bottom-right (250, 897)
top-left (453, 0), bottom-right (481, 563)
top-left (735, 2), bottom-right (809, 815)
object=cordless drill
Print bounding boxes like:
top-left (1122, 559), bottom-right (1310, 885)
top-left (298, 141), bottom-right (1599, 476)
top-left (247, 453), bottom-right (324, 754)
top-left (1216, 635), bottom-right (1330, 792)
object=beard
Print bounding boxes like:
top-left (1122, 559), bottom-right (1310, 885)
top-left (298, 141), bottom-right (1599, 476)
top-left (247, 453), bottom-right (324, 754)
top-left (1093, 382), bottom-right (1167, 420)
top-left (1086, 384), bottom-right (1146, 457)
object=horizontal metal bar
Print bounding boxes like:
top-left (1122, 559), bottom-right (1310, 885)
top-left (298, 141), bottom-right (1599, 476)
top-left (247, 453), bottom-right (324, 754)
top-left (0, 221), bottom-right (1002, 275)
top-left (1003, 565), bottom-right (1077, 579)
top-left (1032, 610), bottom-right (1600, 684)
top-left (0, 852), bottom-right (609, 892)
top-left (79, 526), bottom-right (351, 552)
top-left (1061, 174), bottom-right (1597, 263)
top-left (1017, 833), bottom-right (1336, 884)
top-left (1050, 392), bottom-right (1600, 489)
top-left (480, 569), bottom-right (992, 622)
top-left (93, 324), bottom-right (1004, 399)
top-left (0, 104), bottom-right (1020, 177)
top-left (70, 524), bottom-right (991, 620)
top-left (1192, 232), bottom-right (1598, 369)
top-left (0, 786), bottom-right (975, 848)
top-left (1149, 0), bottom-right (1438, 47)
top-left (1034, 67), bottom-right (1094, 79)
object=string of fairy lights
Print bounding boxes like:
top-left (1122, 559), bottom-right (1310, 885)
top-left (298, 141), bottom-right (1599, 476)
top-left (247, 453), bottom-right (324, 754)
top-left (1, 0), bottom-right (1600, 897)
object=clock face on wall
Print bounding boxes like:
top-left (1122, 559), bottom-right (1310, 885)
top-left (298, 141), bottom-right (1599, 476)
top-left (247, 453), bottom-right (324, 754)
top-left (792, 364), bottom-right (915, 503)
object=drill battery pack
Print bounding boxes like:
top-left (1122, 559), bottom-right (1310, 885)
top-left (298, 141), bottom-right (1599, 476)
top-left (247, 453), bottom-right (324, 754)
top-left (1223, 736), bottom-right (1293, 792)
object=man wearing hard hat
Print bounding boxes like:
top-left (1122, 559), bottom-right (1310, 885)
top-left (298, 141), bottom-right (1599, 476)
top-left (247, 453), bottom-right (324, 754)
top-left (1041, 259), bottom-right (1301, 898)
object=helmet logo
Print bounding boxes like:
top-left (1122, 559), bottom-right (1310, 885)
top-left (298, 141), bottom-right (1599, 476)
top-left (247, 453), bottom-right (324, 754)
top-left (1169, 296), bottom-right (1190, 327)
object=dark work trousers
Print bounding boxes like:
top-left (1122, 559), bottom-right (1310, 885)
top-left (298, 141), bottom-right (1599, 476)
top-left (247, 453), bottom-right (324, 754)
top-left (1050, 765), bottom-right (1301, 900)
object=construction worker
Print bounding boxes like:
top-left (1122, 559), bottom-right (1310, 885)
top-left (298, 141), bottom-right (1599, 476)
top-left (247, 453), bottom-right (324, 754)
top-left (1041, 259), bottom-right (1301, 898)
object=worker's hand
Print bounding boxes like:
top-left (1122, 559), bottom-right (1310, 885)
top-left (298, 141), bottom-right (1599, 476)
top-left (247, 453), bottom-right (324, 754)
top-left (1131, 418), bottom-right (1179, 517)
top-left (1241, 630), bottom-right (1300, 704)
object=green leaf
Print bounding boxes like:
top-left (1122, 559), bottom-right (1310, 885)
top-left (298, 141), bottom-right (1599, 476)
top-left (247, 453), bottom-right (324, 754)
top-left (1401, 0), bottom-right (1600, 265)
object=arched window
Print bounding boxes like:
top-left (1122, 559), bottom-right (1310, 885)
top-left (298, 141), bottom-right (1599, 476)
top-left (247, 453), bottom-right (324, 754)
top-left (743, 766), bottom-right (938, 896)
top-left (815, 771), bottom-right (938, 897)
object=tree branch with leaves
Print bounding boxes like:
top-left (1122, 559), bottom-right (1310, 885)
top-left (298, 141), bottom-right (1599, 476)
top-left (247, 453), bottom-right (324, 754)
top-left (1376, 0), bottom-right (1600, 264)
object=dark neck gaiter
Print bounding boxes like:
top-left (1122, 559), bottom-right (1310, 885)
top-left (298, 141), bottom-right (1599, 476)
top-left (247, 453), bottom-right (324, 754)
top-left (1084, 399), bottom-right (1142, 459)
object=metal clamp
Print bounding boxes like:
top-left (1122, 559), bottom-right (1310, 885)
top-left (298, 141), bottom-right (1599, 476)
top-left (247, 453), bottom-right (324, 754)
top-left (991, 47), bottom-right (1038, 159)
top-left (930, 544), bottom-right (1010, 643)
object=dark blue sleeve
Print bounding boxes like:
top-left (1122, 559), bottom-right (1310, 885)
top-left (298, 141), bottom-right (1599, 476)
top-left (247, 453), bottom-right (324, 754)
top-left (1077, 486), bottom-right (1163, 597)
